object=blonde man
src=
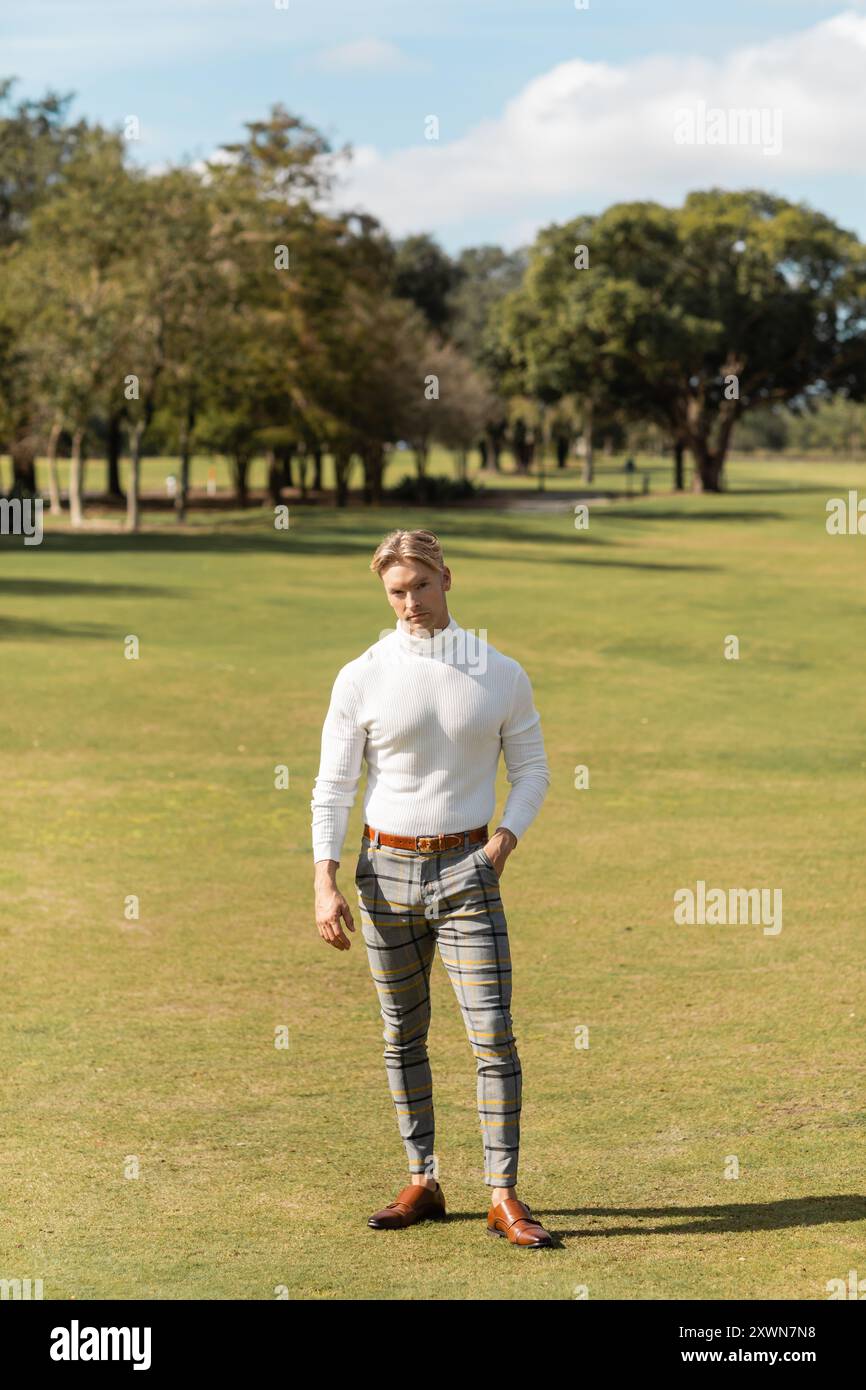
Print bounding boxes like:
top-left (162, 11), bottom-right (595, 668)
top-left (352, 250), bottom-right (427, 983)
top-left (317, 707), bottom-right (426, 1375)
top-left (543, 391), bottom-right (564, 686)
top-left (311, 528), bottom-right (553, 1248)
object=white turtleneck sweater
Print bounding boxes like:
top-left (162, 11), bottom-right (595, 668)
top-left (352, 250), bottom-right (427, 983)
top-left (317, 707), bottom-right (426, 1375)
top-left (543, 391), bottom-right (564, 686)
top-left (310, 613), bottom-right (550, 863)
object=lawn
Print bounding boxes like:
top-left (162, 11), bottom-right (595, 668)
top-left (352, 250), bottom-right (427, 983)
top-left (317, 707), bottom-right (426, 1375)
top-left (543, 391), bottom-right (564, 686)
top-left (1, 455), bottom-right (864, 1299)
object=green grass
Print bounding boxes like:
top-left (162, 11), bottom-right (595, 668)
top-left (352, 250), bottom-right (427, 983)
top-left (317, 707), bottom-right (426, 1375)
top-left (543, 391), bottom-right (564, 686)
top-left (1, 454), bottom-right (865, 1299)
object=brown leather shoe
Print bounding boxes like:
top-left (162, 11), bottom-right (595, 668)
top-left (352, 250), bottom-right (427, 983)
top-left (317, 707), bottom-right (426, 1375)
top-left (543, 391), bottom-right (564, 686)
top-left (487, 1196), bottom-right (553, 1248)
top-left (368, 1181), bottom-right (447, 1229)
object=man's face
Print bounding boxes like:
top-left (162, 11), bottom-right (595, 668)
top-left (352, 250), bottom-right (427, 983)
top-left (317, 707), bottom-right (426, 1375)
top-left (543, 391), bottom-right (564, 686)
top-left (382, 561), bottom-right (451, 635)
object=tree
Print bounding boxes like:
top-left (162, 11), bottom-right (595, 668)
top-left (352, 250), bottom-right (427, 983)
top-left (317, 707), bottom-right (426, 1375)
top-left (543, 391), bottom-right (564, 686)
top-left (401, 337), bottom-right (493, 482)
top-left (135, 168), bottom-right (237, 524)
top-left (447, 245), bottom-right (523, 474)
top-left (10, 127), bottom-right (140, 523)
top-left (500, 192), bottom-right (866, 492)
top-left (200, 106), bottom-right (351, 507)
top-left (0, 79), bottom-right (89, 495)
top-left (392, 233), bottom-right (460, 334)
top-left (448, 244), bottom-right (527, 359)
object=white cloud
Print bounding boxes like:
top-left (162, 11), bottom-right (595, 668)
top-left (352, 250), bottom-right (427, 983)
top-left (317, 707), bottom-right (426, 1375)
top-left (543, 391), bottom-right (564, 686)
top-left (333, 10), bottom-right (866, 241)
top-left (315, 39), bottom-right (414, 74)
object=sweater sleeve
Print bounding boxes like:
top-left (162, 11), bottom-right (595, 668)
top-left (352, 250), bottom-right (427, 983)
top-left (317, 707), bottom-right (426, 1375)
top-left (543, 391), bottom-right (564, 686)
top-left (496, 663), bottom-right (550, 842)
top-left (310, 667), bottom-right (367, 864)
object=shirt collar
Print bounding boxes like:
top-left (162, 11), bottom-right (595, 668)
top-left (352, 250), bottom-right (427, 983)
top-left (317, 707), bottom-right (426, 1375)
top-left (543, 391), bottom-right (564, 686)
top-left (395, 613), bottom-right (460, 660)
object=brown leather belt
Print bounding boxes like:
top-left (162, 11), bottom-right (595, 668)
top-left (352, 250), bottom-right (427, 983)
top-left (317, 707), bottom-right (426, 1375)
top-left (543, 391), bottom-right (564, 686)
top-left (363, 822), bottom-right (488, 853)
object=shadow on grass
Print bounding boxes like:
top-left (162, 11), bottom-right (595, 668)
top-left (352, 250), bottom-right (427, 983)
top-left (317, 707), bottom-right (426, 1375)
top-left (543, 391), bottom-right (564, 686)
top-left (506, 1195), bottom-right (866, 1243)
top-left (0, 577), bottom-right (183, 598)
top-left (725, 484), bottom-right (851, 496)
top-left (33, 524), bottom-right (721, 572)
top-left (602, 509), bottom-right (785, 523)
top-left (0, 614), bottom-right (116, 641)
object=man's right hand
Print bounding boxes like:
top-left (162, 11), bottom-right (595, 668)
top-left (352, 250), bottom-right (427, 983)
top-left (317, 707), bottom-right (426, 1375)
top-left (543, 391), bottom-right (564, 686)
top-left (314, 860), bottom-right (355, 950)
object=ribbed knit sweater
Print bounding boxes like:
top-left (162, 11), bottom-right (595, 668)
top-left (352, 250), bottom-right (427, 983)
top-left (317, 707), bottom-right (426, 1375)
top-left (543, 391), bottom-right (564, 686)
top-left (310, 613), bottom-right (550, 863)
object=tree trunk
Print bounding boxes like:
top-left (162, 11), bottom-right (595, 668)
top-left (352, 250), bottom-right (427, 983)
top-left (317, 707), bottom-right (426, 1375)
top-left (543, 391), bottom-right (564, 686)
top-left (535, 403), bottom-right (548, 482)
top-left (361, 448), bottom-right (372, 505)
top-left (46, 418), bottom-right (63, 515)
top-left (361, 443), bottom-right (388, 502)
top-left (673, 439), bottom-right (685, 491)
top-left (69, 428), bottom-right (85, 527)
top-left (231, 454), bottom-right (249, 507)
top-left (106, 412), bottom-right (124, 499)
top-left (686, 391), bottom-right (739, 493)
top-left (334, 449), bottom-right (351, 508)
top-left (312, 446), bottom-right (322, 491)
top-left (581, 401), bottom-right (594, 485)
top-left (126, 422), bottom-right (144, 531)
top-left (9, 440), bottom-right (37, 496)
top-left (175, 402), bottom-right (195, 522)
top-left (556, 436), bottom-right (568, 469)
top-left (373, 447), bottom-right (386, 504)
top-left (690, 408), bottom-right (739, 493)
top-left (512, 422), bottom-right (529, 473)
top-left (267, 449), bottom-right (282, 506)
top-left (690, 441), bottom-right (725, 492)
top-left (485, 423), bottom-right (505, 472)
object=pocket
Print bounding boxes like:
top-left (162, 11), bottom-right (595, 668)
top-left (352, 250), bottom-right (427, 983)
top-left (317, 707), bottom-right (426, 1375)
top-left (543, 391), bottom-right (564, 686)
top-left (475, 845), bottom-right (499, 878)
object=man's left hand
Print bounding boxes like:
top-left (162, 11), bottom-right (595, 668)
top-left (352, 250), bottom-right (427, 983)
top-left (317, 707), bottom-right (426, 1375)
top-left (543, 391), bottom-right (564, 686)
top-left (482, 826), bottom-right (518, 878)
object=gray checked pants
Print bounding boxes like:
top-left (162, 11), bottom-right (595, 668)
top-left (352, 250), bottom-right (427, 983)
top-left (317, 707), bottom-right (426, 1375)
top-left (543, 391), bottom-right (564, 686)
top-left (354, 830), bottom-right (522, 1188)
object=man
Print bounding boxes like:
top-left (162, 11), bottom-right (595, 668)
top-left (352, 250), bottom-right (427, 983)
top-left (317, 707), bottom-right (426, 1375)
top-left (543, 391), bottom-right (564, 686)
top-left (311, 528), bottom-right (553, 1248)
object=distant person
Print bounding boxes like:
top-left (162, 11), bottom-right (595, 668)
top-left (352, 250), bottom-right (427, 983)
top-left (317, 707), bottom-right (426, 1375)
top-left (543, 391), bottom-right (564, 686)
top-left (311, 528), bottom-right (553, 1248)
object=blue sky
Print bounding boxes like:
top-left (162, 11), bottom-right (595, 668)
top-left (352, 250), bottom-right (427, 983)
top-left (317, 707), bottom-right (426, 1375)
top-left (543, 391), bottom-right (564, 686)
top-left (3, 0), bottom-right (864, 251)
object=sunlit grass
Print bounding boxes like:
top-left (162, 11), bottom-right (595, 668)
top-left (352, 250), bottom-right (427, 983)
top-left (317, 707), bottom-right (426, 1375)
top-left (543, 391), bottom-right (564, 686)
top-left (1, 458), bottom-right (864, 1297)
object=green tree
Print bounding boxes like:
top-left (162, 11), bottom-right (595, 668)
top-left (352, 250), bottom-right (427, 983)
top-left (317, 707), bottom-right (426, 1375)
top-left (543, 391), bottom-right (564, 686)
top-left (392, 233), bottom-right (460, 334)
top-left (0, 79), bottom-right (89, 495)
top-left (201, 105), bottom-right (349, 506)
top-left (501, 192), bottom-right (866, 492)
top-left (10, 127), bottom-right (138, 523)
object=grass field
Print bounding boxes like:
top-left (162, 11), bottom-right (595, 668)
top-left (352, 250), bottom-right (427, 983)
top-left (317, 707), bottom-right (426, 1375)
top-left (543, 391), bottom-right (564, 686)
top-left (1, 455), bottom-right (865, 1300)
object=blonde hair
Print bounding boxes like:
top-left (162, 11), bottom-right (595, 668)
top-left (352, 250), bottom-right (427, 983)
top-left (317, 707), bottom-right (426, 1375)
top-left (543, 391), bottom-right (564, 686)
top-left (370, 529), bottom-right (445, 578)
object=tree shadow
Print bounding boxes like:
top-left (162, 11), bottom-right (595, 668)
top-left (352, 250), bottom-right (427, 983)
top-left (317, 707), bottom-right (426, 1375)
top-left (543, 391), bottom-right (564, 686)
top-left (535, 555), bottom-right (720, 571)
top-left (0, 577), bottom-right (183, 598)
top-left (726, 484), bottom-right (852, 496)
top-left (28, 526), bottom-right (722, 573)
top-left (0, 614), bottom-right (116, 641)
top-left (602, 509), bottom-right (784, 523)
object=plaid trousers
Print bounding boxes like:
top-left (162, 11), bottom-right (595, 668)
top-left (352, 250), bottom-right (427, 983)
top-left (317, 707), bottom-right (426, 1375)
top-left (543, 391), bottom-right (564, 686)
top-left (354, 830), bottom-right (522, 1188)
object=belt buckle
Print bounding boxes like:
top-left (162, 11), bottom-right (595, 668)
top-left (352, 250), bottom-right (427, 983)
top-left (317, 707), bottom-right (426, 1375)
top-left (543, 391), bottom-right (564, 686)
top-left (416, 835), bottom-right (436, 853)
